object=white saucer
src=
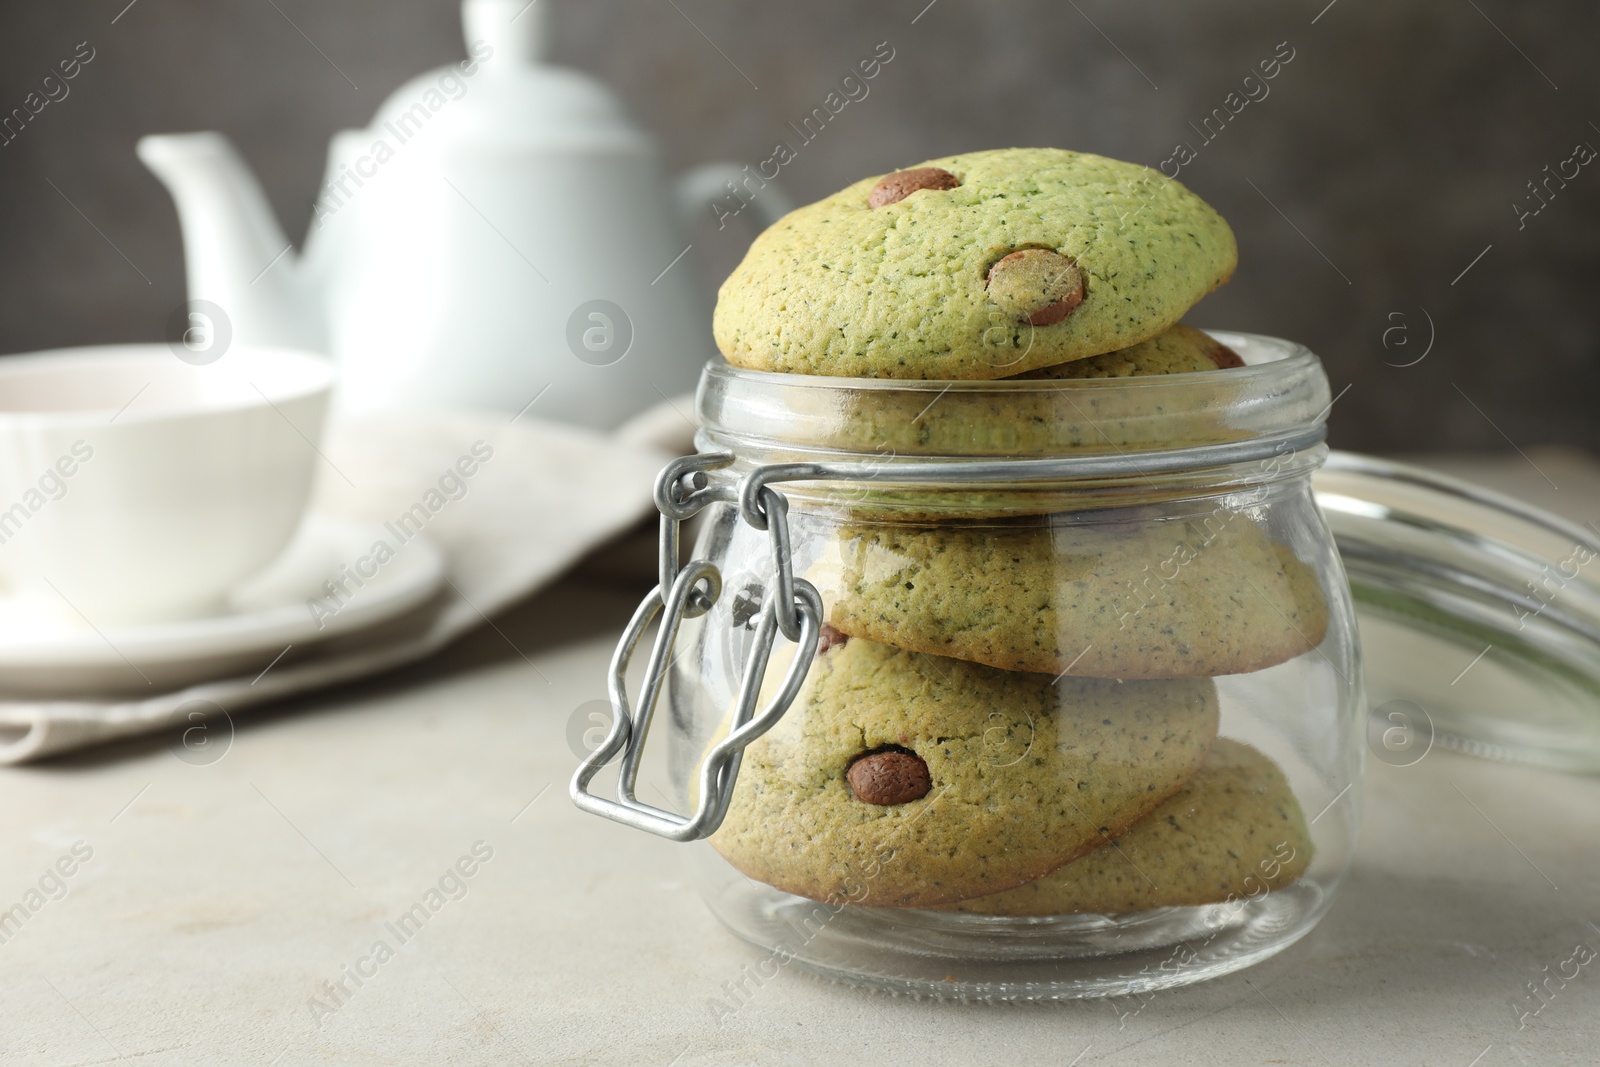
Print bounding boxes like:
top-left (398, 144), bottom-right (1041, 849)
top-left (0, 517), bottom-right (445, 698)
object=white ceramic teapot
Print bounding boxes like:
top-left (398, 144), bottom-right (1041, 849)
top-left (138, 0), bottom-right (790, 429)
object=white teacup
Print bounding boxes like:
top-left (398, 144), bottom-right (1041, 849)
top-left (0, 345), bottom-right (335, 626)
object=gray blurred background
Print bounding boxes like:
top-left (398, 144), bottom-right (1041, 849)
top-left (1, 0), bottom-right (1595, 454)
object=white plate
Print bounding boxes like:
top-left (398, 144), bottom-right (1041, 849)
top-left (0, 516), bottom-right (444, 697)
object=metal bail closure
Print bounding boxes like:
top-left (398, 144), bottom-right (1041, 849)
top-left (571, 465), bottom-right (822, 840)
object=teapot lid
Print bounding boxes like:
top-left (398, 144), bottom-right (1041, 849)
top-left (364, 0), bottom-right (644, 150)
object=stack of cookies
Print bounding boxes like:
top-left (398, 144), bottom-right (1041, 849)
top-left (705, 148), bottom-right (1320, 913)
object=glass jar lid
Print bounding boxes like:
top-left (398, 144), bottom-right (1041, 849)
top-left (1314, 451), bottom-right (1600, 772)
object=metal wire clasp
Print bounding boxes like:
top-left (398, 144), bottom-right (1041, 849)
top-left (570, 452), bottom-right (822, 841)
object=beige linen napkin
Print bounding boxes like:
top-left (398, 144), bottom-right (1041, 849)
top-left (0, 408), bottom-right (676, 763)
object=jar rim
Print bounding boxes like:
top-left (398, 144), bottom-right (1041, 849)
top-left (702, 330), bottom-right (1318, 396)
top-left (696, 331), bottom-right (1332, 466)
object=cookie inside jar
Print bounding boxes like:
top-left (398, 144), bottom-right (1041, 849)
top-left (706, 635), bottom-right (1223, 909)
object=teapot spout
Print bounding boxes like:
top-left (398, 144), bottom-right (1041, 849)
top-left (138, 132), bottom-right (324, 352)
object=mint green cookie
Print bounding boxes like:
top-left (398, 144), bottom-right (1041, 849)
top-left (713, 148), bottom-right (1237, 379)
top-left (709, 637), bottom-right (1220, 908)
top-left (939, 740), bottom-right (1312, 915)
top-left (1015, 323), bottom-right (1244, 379)
top-left (822, 516), bottom-right (1329, 679)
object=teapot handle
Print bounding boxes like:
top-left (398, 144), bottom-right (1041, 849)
top-left (675, 163), bottom-right (795, 236)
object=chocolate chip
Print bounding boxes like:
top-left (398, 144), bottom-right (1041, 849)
top-left (846, 747), bottom-right (931, 805)
top-left (817, 623), bottom-right (849, 655)
top-left (1206, 340), bottom-right (1246, 369)
top-left (985, 249), bottom-right (1084, 326)
top-left (868, 167), bottom-right (960, 209)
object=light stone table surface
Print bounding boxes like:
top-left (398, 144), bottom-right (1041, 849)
top-left (1, 450), bottom-right (1598, 1066)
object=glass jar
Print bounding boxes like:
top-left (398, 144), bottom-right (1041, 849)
top-left (574, 331), bottom-right (1362, 1001)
